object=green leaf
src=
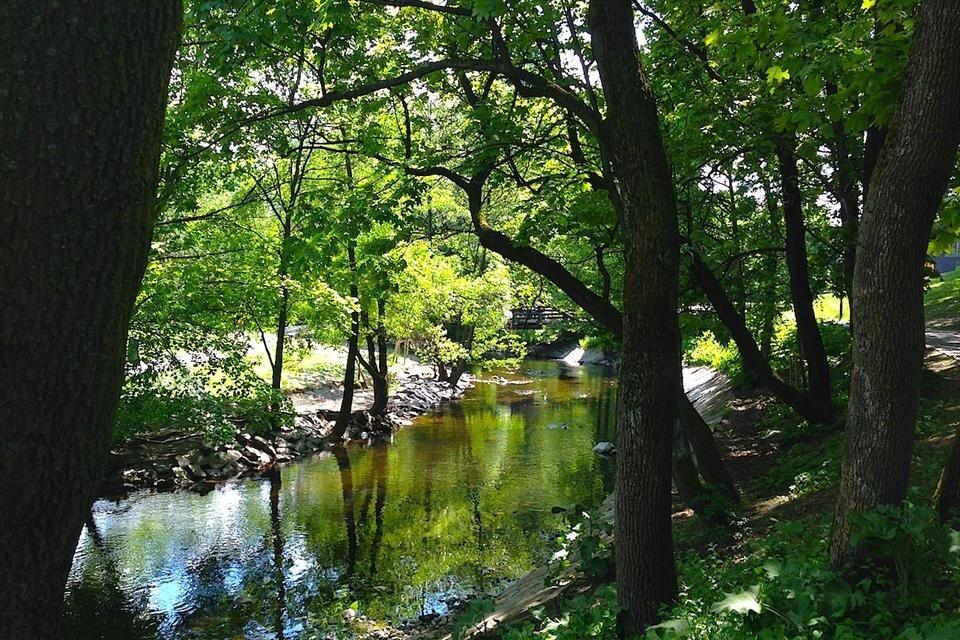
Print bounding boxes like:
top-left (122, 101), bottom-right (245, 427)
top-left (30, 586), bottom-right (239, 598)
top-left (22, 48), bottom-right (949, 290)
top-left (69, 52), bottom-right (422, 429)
top-left (711, 586), bottom-right (761, 614)
top-left (862, 0), bottom-right (877, 9)
top-left (802, 75), bottom-right (823, 97)
top-left (766, 65), bottom-right (791, 84)
top-left (705, 29), bottom-right (721, 47)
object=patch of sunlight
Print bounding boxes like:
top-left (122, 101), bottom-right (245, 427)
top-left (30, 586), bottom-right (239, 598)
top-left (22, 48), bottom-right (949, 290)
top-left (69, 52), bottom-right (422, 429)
top-left (813, 295), bottom-right (850, 322)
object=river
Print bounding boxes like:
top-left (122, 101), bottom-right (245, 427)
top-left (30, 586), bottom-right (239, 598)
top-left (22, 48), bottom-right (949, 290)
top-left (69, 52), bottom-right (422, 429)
top-left (64, 360), bottom-right (617, 639)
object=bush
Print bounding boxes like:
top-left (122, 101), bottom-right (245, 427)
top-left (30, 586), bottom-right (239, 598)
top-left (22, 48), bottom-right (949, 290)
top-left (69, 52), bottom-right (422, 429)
top-left (116, 328), bottom-right (291, 445)
top-left (686, 333), bottom-right (743, 381)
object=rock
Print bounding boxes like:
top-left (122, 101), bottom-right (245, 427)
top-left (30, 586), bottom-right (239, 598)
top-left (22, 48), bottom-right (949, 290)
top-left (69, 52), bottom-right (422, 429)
top-left (343, 608), bottom-right (358, 621)
top-left (243, 446), bottom-right (272, 466)
top-left (183, 463), bottom-right (207, 480)
top-left (593, 441), bottom-right (616, 456)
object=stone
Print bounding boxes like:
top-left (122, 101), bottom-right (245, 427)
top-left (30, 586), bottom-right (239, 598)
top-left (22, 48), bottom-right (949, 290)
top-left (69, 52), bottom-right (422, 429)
top-left (593, 441), bottom-right (616, 456)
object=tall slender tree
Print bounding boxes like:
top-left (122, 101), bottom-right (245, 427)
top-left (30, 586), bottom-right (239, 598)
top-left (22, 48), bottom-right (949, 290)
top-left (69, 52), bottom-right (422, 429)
top-left (0, 2), bottom-right (182, 637)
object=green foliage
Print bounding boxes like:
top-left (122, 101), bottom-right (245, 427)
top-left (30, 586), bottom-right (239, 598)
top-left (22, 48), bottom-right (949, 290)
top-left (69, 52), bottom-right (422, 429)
top-left (117, 325), bottom-right (290, 445)
top-left (502, 584), bottom-right (621, 640)
top-left (451, 598), bottom-right (495, 640)
top-left (647, 503), bottom-right (960, 640)
top-left (547, 509), bottom-right (615, 585)
top-left (686, 333), bottom-right (743, 381)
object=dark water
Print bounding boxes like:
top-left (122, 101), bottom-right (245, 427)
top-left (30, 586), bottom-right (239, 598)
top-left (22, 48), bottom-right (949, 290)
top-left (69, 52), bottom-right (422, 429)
top-left (65, 361), bottom-right (617, 639)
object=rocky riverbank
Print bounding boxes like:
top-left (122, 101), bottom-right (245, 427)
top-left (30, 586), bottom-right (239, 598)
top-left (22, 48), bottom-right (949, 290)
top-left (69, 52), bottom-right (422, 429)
top-left (100, 374), bottom-right (472, 496)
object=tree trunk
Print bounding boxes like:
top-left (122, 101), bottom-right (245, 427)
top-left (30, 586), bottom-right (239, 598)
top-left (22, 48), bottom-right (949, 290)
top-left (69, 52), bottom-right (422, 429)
top-left (830, 0), bottom-right (960, 570)
top-left (589, 0), bottom-right (680, 628)
top-left (679, 395), bottom-right (739, 502)
top-left (934, 428), bottom-right (960, 527)
top-left (332, 243), bottom-right (361, 441)
top-left (775, 141), bottom-right (834, 421)
top-left (689, 247), bottom-right (832, 423)
top-left (672, 420), bottom-right (704, 506)
top-left (272, 220), bottom-right (293, 404)
top-left (0, 3), bottom-right (181, 638)
top-left (373, 300), bottom-right (389, 414)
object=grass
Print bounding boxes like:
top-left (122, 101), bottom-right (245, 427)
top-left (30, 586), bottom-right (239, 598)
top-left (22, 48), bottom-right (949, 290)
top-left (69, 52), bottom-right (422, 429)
top-left (247, 338), bottom-right (348, 392)
top-left (813, 294), bottom-right (850, 322)
top-left (925, 269), bottom-right (960, 326)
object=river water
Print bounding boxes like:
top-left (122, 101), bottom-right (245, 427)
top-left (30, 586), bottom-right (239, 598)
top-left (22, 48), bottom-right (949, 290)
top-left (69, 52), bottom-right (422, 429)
top-left (64, 360), bottom-right (617, 639)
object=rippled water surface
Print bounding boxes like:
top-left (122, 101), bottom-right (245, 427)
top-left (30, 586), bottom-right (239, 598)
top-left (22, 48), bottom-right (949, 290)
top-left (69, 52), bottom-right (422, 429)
top-left (65, 361), bottom-right (617, 639)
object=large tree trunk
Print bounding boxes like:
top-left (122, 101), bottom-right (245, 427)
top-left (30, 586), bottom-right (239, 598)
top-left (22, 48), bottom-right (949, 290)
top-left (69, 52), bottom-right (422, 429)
top-left (364, 299), bottom-right (389, 416)
top-left (272, 220), bottom-right (293, 404)
top-left (0, 3), bottom-right (182, 638)
top-left (829, 0), bottom-right (960, 570)
top-left (589, 0), bottom-right (680, 629)
top-left (775, 141), bottom-right (834, 421)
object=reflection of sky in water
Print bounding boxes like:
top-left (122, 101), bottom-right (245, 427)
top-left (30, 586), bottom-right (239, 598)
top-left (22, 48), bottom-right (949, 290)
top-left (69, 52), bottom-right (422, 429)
top-left (65, 361), bottom-right (617, 640)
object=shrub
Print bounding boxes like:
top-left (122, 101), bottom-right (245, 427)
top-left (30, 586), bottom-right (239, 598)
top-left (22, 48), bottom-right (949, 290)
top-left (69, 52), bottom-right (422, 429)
top-left (686, 333), bottom-right (743, 381)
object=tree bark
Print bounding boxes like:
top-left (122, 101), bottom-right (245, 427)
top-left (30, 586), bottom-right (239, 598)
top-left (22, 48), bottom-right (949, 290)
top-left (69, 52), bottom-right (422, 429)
top-left (271, 218), bottom-right (292, 416)
top-left (373, 299), bottom-right (389, 413)
top-left (672, 420), bottom-right (704, 506)
top-left (775, 141), bottom-right (834, 421)
top-left (689, 246), bottom-right (832, 423)
top-left (359, 298), bottom-right (390, 416)
top-left (830, 0), bottom-right (960, 570)
top-left (678, 396), bottom-right (739, 502)
top-left (332, 242), bottom-right (361, 441)
top-left (0, 3), bottom-right (182, 638)
top-left (934, 428), bottom-right (960, 527)
top-left (589, 0), bottom-right (680, 629)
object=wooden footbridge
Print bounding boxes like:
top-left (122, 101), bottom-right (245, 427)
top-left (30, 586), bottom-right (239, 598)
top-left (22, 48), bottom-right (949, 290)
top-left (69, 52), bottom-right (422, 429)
top-left (506, 306), bottom-right (568, 330)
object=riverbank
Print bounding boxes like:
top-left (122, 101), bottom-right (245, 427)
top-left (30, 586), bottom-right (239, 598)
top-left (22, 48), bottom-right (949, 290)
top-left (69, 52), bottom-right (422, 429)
top-left (433, 347), bottom-right (960, 639)
top-left (100, 368), bottom-right (472, 497)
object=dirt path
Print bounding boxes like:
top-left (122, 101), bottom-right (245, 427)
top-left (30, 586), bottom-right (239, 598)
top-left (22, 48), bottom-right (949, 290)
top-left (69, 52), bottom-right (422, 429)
top-left (926, 324), bottom-right (960, 360)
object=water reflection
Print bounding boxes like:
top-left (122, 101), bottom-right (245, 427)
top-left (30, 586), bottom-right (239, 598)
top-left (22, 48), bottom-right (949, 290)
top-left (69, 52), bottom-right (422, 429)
top-left (65, 361), bottom-right (616, 639)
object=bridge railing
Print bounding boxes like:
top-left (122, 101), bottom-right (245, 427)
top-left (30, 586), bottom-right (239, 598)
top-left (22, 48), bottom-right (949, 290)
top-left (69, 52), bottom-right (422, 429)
top-left (507, 307), bottom-right (568, 330)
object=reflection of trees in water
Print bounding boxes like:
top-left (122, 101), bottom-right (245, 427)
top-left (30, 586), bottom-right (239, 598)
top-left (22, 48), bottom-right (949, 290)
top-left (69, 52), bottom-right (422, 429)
top-left (268, 467), bottom-right (286, 640)
top-left (333, 443), bottom-right (389, 584)
top-left (332, 446), bottom-right (358, 578)
top-left (64, 513), bottom-right (160, 639)
top-left (369, 445), bottom-right (387, 576)
top-left (68, 365), bottom-right (622, 639)
top-left (594, 382), bottom-right (616, 442)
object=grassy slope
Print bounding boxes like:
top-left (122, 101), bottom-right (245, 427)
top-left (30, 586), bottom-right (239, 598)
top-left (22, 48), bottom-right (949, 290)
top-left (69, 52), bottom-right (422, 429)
top-left (925, 269), bottom-right (960, 327)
